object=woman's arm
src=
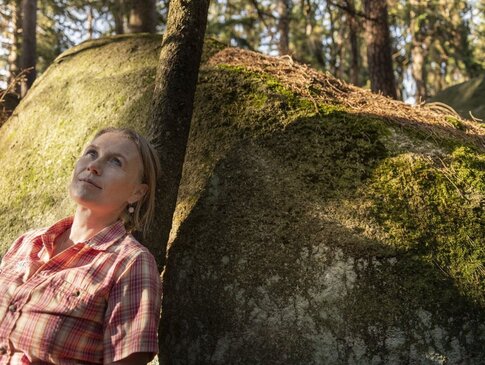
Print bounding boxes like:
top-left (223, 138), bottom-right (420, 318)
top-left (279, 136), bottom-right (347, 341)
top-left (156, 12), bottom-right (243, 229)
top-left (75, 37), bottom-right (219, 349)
top-left (103, 250), bottom-right (161, 364)
top-left (107, 352), bottom-right (153, 365)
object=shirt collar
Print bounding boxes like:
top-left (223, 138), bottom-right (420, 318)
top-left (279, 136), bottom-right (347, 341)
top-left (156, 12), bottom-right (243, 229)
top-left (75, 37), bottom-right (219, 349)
top-left (85, 219), bottom-right (127, 251)
top-left (40, 216), bottom-right (127, 252)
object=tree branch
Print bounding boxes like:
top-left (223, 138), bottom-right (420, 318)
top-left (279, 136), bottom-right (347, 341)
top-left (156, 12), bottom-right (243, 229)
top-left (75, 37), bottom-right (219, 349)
top-left (327, 0), bottom-right (376, 22)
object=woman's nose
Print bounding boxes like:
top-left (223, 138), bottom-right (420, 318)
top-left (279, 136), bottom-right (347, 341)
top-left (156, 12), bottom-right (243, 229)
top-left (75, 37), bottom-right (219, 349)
top-left (87, 160), bottom-right (101, 175)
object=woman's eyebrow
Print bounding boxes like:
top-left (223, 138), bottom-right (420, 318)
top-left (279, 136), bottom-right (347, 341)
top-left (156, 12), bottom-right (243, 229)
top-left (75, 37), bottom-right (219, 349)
top-left (111, 152), bottom-right (128, 162)
top-left (84, 144), bottom-right (98, 150)
top-left (84, 144), bottom-right (128, 162)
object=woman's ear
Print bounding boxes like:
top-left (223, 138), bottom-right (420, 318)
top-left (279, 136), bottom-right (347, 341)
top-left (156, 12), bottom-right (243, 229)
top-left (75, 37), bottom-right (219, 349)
top-left (129, 183), bottom-right (148, 204)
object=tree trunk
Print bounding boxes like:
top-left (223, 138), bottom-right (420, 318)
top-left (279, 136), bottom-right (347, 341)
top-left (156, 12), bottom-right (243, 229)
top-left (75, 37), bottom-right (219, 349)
top-left (146, 0), bottom-right (210, 264)
top-left (336, 17), bottom-right (345, 80)
top-left (146, 1), bottom-right (210, 357)
top-left (127, 0), bottom-right (156, 33)
top-left (303, 0), bottom-right (325, 68)
top-left (409, 0), bottom-right (427, 103)
top-left (112, 0), bottom-right (125, 34)
top-left (363, 0), bottom-right (397, 99)
top-left (411, 41), bottom-right (427, 102)
top-left (87, 5), bottom-right (94, 39)
top-left (345, 0), bottom-right (360, 86)
top-left (327, 1), bottom-right (338, 76)
top-left (7, 0), bottom-right (22, 91)
top-left (277, 0), bottom-right (291, 55)
top-left (20, 0), bottom-right (37, 97)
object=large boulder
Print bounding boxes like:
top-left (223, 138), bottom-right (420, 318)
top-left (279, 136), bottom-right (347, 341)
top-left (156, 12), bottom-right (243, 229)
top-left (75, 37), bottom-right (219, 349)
top-left (430, 74), bottom-right (485, 121)
top-left (0, 34), bottom-right (484, 364)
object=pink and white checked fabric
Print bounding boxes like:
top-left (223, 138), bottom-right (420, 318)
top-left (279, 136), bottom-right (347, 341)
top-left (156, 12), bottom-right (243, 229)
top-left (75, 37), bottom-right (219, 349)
top-left (0, 217), bottom-right (161, 365)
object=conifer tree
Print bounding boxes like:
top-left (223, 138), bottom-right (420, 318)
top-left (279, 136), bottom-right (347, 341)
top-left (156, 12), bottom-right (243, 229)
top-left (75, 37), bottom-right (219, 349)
top-left (363, 0), bottom-right (397, 98)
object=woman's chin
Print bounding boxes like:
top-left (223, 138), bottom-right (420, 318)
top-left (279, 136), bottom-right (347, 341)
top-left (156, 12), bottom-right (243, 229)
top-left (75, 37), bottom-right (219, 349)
top-left (70, 192), bottom-right (102, 211)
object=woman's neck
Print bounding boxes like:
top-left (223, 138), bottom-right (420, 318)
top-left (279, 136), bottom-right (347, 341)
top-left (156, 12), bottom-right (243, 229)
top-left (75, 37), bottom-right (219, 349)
top-left (70, 206), bottom-right (121, 243)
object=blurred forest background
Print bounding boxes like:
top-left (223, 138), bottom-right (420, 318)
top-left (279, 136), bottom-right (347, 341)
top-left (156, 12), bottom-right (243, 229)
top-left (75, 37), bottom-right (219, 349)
top-left (0, 0), bottom-right (484, 111)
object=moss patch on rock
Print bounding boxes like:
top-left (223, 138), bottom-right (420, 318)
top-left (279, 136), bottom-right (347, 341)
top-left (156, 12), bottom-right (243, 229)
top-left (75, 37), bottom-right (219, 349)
top-left (358, 148), bottom-right (484, 306)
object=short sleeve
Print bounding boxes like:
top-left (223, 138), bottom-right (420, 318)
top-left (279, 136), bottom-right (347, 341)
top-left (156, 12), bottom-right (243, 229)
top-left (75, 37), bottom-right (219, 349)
top-left (103, 251), bottom-right (161, 363)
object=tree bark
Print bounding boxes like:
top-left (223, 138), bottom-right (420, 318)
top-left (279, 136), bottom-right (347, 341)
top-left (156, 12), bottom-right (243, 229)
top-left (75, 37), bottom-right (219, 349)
top-left (345, 0), bottom-right (360, 86)
top-left (127, 0), bottom-right (156, 33)
top-left (303, 0), bottom-right (325, 68)
top-left (87, 5), bottom-right (94, 39)
top-left (145, 1), bottom-right (210, 357)
top-left (410, 0), bottom-right (428, 102)
top-left (327, 1), bottom-right (338, 76)
top-left (7, 0), bottom-right (22, 92)
top-left (363, 0), bottom-right (397, 99)
top-left (277, 0), bottom-right (291, 55)
top-left (20, 0), bottom-right (37, 97)
top-left (145, 0), bottom-right (210, 266)
top-left (411, 41), bottom-right (427, 102)
top-left (112, 0), bottom-right (125, 34)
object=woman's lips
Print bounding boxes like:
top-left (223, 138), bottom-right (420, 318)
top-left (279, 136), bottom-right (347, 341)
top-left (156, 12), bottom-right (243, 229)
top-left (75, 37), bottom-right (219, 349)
top-left (79, 178), bottom-right (102, 189)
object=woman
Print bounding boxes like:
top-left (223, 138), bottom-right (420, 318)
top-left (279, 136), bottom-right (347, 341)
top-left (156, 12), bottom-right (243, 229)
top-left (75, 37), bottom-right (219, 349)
top-left (0, 127), bottom-right (162, 365)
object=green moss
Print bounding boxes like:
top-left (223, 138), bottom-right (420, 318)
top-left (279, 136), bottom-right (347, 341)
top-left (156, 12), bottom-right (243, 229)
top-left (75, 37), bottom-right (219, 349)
top-left (364, 149), bottom-right (484, 306)
top-left (446, 115), bottom-right (466, 131)
top-left (451, 146), bottom-right (485, 191)
top-left (214, 64), bottom-right (341, 121)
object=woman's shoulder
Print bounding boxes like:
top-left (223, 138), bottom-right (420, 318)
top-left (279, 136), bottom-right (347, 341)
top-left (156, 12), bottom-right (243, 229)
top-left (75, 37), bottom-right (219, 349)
top-left (106, 234), bottom-right (160, 284)
top-left (12, 216), bottom-right (74, 247)
top-left (0, 226), bottom-right (49, 266)
top-left (11, 225), bottom-right (50, 249)
top-left (110, 233), bottom-right (157, 264)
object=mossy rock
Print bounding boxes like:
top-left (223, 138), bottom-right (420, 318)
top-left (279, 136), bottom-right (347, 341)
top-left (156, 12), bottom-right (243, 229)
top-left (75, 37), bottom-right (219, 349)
top-left (430, 74), bottom-right (485, 121)
top-left (0, 34), bottom-right (484, 364)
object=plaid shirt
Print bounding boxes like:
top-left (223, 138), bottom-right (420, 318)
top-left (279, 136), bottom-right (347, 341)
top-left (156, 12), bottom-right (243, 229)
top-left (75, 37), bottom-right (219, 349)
top-left (0, 217), bottom-right (161, 365)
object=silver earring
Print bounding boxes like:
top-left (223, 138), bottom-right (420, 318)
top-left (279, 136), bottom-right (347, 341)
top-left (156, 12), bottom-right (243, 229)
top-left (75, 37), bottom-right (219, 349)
top-left (128, 205), bottom-right (135, 214)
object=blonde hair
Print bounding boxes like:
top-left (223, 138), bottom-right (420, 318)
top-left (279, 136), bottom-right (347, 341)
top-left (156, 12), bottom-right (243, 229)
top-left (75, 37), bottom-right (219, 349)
top-left (93, 127), bottom-right (161, 235)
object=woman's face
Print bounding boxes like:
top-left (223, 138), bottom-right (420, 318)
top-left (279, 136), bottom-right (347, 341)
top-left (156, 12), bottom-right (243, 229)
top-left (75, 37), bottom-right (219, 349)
top-left (69, 132), bottom-right (148, 217)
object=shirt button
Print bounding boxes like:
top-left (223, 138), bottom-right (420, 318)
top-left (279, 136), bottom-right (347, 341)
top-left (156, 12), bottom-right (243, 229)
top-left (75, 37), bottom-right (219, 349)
top-left (8, 304), bottom-right (17, 313)
top-left (0, 346), bottom-right (7, 354)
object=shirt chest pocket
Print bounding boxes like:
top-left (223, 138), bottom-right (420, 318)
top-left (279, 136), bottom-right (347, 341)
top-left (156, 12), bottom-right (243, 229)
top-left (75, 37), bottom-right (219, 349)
top-left (31, 278), bottom-right (107, 324)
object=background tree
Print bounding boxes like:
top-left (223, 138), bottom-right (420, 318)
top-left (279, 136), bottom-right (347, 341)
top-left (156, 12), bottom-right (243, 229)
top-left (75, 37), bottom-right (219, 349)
top-left (6, 0), bottom-right (22, 88)
top-left (0, 0), bottom-right (484, 104)
top-left (345, 0), bottom-right (361, 86)
top-left (277, 0), bottom-right (291, 55)
top-left (127, 0), bottom-right (157, 33)
top-left (363, 0), bottom-right (397, 98)
top-left (207, 0), bottom-right (270, 50)
top-left (409, 0), bottom-right (429, 102)
top-left (472, 0), bottom-right (485, 70)
top-left (111, 0), bottom-right (125, 34)
top-left (297, 0), bottom-right (326, 68)
top-left (20, 0), bottom-right (37, 96)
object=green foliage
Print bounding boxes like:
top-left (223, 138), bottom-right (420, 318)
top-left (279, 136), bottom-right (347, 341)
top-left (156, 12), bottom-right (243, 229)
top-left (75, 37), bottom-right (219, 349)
top-left (365, 148), bottom-right (485, 306)
top-left (207, 0), bottom-right (266, 50)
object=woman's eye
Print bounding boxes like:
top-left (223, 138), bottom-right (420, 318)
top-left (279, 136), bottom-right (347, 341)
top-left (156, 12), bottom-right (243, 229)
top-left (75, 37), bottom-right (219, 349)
top-left (111, 157), bottom-right (122, 166)
top-left (85, 149), bottom-right (97, 158)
